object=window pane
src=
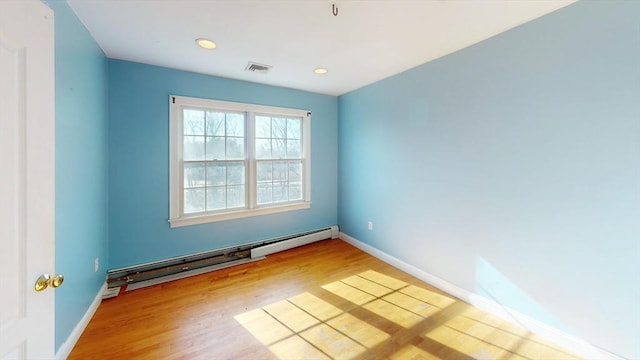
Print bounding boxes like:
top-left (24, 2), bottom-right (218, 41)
top-left (272, 117), bottom-right (287, 139)
top-left (226, 113), bottom-right (245, 136)
top-left (184, 162), bottom-right (206, 188)
top-left (226, 137), bottom-right (244, 160)
top-left (273, 161), bottom-right (287, 181)
top-left (255, 115), bottom-right (271, 138)
top-left (272, 182), bottom-right (288, 202)
top-left (286, 140), bottom-right (301, 158)
top-left (288, 161), bottom-right (302, 182)
top-left (287, 118), bottom-right (301, 139)
top-left (227, 185), bottom-right (245, 208)
top-left (257, 183), bottom-right (272, 205)
top-left (289, 182), bottom-right (302, 201)
top-left (257, 162), bottom-right (272, 182)
top-left (207, 163), bottom-right (226, 186)
top-left (206, 111), bottom-right (225, 136)
top-left (272, 139), bottom-right (286, 159)
top-left (227, 162), bottom-right (245, 185)
top-left (206, 136), bottom-right (225, 160)
top-left (184, 188), bottom-right (205, 213)
top-left (207, 187), bottom-right (226, 211)
top-left (184, 136), bottom-right (205, 161)
top-left (256, 138), bottom-right (271, 159)
top-left (184, 109), bottom-right (205, 135)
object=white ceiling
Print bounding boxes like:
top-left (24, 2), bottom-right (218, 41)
top-left (67, 0), bottom-right (575, 96)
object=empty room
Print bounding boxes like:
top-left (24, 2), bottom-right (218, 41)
top-left (1, 0), bottom-right (638, 359)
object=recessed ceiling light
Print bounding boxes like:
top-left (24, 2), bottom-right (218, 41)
top-left (195, 38), bottom-right (217, 50)
top-left (314, 68), bottom-right (328, 75)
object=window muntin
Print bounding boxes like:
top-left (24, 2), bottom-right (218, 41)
top-left (169, 96), bottom-right (311, 227)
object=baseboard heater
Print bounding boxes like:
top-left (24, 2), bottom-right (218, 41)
top-left (104, 225), bottom-right (339, 296)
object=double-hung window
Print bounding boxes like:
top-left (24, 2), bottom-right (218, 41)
top-left (169, 95), bottom-right (311, 227)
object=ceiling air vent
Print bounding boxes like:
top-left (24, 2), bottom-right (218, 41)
top-left (245, 62), bottom-right (271, 74)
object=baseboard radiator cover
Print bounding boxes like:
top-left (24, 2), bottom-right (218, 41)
top-left (106, 225), bottom-right (339, 291)
top-left (250, 225), bottom-right (339, 258)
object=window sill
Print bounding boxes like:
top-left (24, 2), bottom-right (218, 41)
top-left (168, 202), bottom-right (311, 228)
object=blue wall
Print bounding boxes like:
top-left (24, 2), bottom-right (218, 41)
top-left (48, 0), bottom-right (109, 353)
top-left (338, 1), bottom-right (639, 358)
top-left (108, 60), bottom-right (338, 268)
top-left (45, 0), bottom-right (638, 357)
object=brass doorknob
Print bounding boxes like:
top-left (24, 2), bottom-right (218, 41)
top-left (50, 274), bottom-right (64, 288)
top-left (34, 274), bottom-right (64, 291)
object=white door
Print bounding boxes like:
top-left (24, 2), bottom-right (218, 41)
top-left (0, 1), bottom-right (56, 359)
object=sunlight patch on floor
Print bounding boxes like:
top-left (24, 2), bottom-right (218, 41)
top-left (300, 323), bottom-right (367, 359)
top-left (321, 281), bottom-right (376, 305)
top-left (326, 313), bottom-right (390, 348)
top-left (358, 269), bottom-right (408, 290)
top-left (363, 299), bottom-right (424, 328)
top-left (288, 292), bottom-right (343, 321)
top-left (399, 284), bottom-right (457, 308)
top-left (425, 323), bottom-right (528, 360)
top-left (234, 269), bottom-right (579, 360)
top-left (269, 334), bottom-right (329, 360)
top-left (233, 308), bottom-right (293, 345)
top-left (388, 344), bottom-right (440, 360)
top-left (382, 291), bottom-right (439, 317)
top-left (423, 307), bottom-right (579, 360)
top-left (340, 275), bottom-right (394, 297)
top-left (234, 281), bottom-right (396, 360)
top-left (234, 270), bottom-right (450, 359)
top-left (263, 299), bottom-right (320, 332)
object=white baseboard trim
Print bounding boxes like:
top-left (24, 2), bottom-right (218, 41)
top-left (55, 282), bottom-right (106, 360)
top-left (339, 232), bottom-right (622, 360)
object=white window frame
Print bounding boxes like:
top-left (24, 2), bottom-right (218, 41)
top-left (169, 95), bottom-right (311, 227)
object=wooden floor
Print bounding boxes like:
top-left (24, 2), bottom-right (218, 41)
top-left (70, 239), bottom-right (580, 360)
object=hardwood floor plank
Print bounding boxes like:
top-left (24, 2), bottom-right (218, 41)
top-left (69, 239), bottom-right (581, 360)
